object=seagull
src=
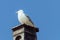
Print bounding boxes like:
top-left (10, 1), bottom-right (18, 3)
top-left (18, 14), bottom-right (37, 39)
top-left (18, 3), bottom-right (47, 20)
top-left (16, 10), bottom-right (35, 27)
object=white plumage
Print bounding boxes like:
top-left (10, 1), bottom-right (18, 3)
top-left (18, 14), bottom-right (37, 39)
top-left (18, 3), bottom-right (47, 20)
top-left (16, 10), bottom-right (35, 27)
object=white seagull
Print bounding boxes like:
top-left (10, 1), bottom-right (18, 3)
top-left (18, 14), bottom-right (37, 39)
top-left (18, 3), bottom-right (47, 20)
top-left (16, 10), bottom-right (35, 27)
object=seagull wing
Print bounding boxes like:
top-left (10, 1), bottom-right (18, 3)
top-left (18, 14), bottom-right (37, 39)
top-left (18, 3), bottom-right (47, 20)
top-left (26, 15), bottom-right (34, 25)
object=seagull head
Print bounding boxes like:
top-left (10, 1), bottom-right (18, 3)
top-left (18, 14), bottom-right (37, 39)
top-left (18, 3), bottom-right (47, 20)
top-left (16, 10), bottom-right (24, 14)
top-left (16, 10), bottom-right (25, 16)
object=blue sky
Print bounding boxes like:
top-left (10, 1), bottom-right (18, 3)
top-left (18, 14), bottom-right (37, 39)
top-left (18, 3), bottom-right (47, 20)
top-left (0, 0), bottom-right (60, 40)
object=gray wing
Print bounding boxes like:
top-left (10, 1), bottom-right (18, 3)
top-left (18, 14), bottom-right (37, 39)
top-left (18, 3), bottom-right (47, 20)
top-left (26, 15), bottom-right (34, 24)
